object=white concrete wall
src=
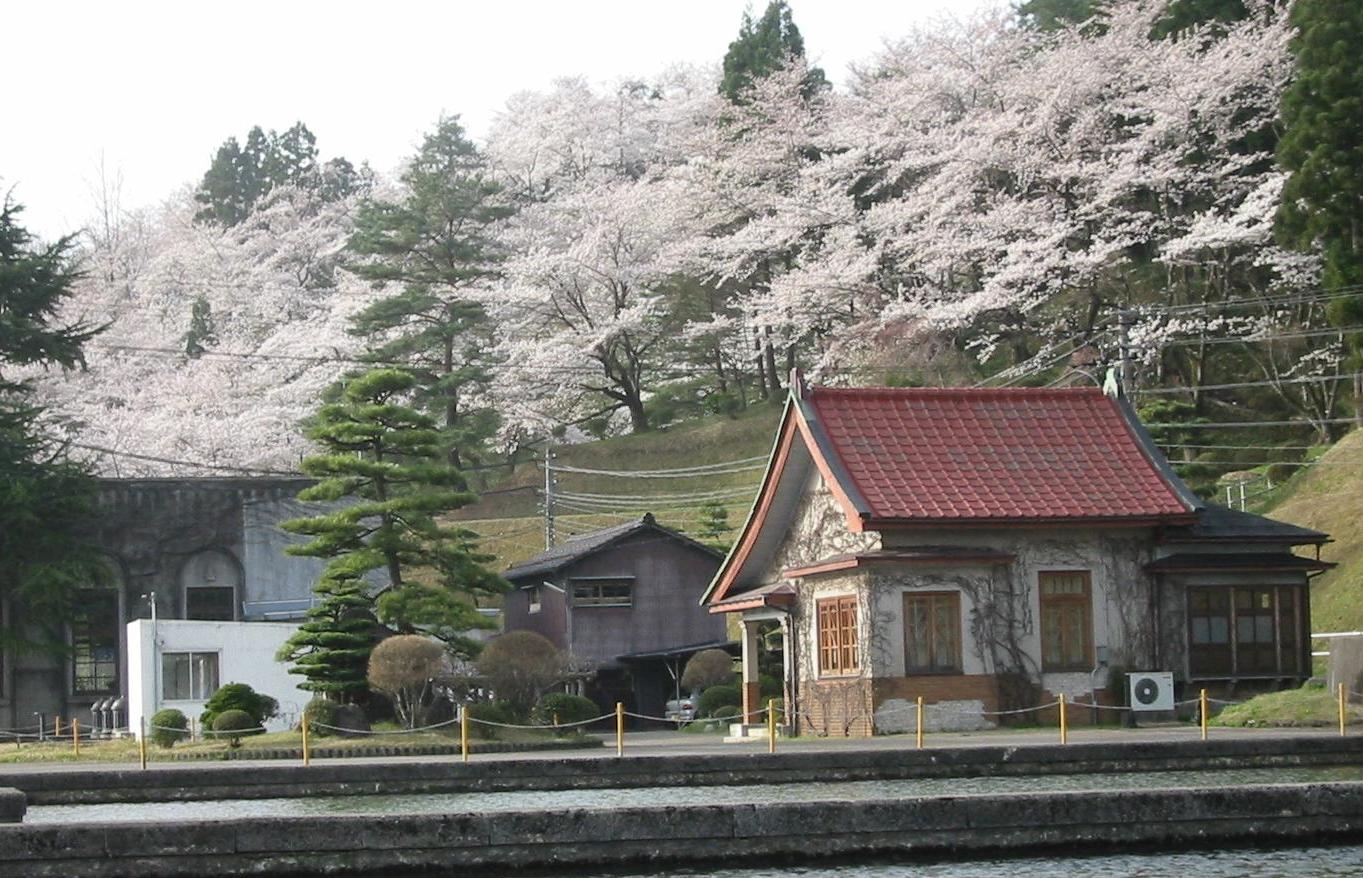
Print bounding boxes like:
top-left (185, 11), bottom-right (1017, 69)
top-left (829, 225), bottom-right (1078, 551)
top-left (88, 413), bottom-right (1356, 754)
top-left (126, 619), bottom-right (308, 738)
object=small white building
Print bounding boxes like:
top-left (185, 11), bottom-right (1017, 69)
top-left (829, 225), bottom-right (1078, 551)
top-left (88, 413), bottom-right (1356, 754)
top-left (127, 619), bottom-right (311, 738)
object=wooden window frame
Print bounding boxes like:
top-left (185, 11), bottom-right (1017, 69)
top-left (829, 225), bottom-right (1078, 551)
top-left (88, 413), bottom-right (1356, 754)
top-left (1039, 571), bottom-right (1093, 672)
top-left (902, 591), bottom-right (963, 675)
top-left (817, 595), bottom-right (860, 677)
top-left (570, 577), bottom-right (634, 608)
top-left (71, 588), bottom-right (121, 697)
top-left (1187, 585), bottom-right (1305, 680)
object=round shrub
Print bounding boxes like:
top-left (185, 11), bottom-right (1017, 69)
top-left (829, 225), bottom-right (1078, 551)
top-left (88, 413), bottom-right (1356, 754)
top-left (698, 684), bottom-right (740, 718)
top-left (302, 699), bottom-right (340, 737)
top-left (332, 703), bottom-right (371, 738)
top-left (466, 700), bottom-right (516, 740)
top-left (708, 703), bottom-right (742, 721)
top-left (199, 683), bottom-right (278, 731)
top-left (532, 693), bottom-right (600, 728)
top-left (210, 709), bottom-right (260, 748)
top-left (149, 708), bottom-right (189, 749)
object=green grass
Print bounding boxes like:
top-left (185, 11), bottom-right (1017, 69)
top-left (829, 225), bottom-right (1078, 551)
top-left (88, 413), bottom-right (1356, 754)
top-left (1212, 684), bottom-right (1363, 728)
top-left (1260, 429), bottom-right (1363, 632)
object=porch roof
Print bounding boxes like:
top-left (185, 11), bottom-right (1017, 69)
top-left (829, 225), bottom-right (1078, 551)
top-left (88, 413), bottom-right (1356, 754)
top-left (1159, 504), bottom-right (1328, 546)
top-left (709, 581), bottom-right (797, 614)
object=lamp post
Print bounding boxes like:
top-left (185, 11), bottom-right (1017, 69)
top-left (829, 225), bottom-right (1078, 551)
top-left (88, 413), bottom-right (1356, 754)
top-left (141, 592), bottom-right (157, 740)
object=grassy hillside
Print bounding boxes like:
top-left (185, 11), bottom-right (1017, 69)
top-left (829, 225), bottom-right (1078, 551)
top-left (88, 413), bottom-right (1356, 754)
top-left (461, 405), bottom-right (783, 570)
top-left (1260, 429), bottom-right (1363, 632)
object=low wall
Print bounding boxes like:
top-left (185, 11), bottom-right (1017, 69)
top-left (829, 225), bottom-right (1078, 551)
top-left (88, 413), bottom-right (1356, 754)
top-left (6, 735), bottom-right (1363, 806)
top-left (2, 782), bottom-right (1362, 877)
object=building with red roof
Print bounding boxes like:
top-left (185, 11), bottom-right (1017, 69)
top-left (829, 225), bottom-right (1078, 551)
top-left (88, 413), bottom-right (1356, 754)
top-left (703, 375), bottom-right (1331, 737)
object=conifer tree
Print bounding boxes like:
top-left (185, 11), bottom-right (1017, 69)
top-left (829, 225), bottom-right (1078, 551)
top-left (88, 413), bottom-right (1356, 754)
top-left (274, 572), bottom-right (376, 699)
top-left (346, 116), bottom-right (512, 468)
top-left (279, 369), bottom-right (505, 691)
top-left (1277, 0), bottom-right (1363, 421)
top-left (720, 1), bottom-right (826, 102)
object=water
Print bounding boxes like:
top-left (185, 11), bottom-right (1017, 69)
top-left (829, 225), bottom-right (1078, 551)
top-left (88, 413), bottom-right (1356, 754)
top-left (25, 764), bottom-right (1363, 824)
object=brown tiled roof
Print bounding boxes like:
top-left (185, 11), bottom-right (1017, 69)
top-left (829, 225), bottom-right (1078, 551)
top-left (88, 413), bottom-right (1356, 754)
top-left (803, 386), bottom-right (1193, 523)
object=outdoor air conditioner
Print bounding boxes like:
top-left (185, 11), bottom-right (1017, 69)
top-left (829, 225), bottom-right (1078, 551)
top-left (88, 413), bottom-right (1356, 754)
top-left (1127, 672), bottom-right (1175, 712)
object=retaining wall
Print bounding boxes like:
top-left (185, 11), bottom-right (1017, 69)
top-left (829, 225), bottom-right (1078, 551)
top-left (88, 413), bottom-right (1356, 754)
top-left (2, 781), bottom-right (1362, 877)
top-left (6, 735), bottom-right (1363, 805)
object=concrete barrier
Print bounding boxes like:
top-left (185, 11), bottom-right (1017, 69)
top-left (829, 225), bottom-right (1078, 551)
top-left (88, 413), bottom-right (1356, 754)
top-left (7, 734), bottom-right (1363, 806)
top-left (0, 789), bottom-right (24, 824)
top-left (1, 781), bottom-right (1361, 877)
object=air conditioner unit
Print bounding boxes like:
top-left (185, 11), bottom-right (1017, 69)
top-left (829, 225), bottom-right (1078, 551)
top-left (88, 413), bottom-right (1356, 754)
top-left (1128, 672), bottom-right (1175, 711)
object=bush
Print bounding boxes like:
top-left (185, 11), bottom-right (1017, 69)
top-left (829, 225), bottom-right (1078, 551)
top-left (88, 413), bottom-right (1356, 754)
top-left (466, 700), bottom-right (517, 740)
top-left (200, 683), bottom-right (278, 731)
top-left (149, 708), bottom-right (189, 749)
top-left (759, 673), bottom-right (783, 699)
top-left (698, 683), bottom-right (741, 718)
top-left (210, 708), bottom-right (259, 748)
top-left (367, 635), bottom-right (448, 729)
top-left (681, 649), bottom-right (734, 692)
top-left (708, 703), bottom-right (742, 721)
top-left (532, 693), bottom-right (600, 728)
top-left (332, 703), bottom-right (371, 738)
top-left (475, 631), bottom-right (567, 719)
top-left (302, 699), bottom-right (339, 737)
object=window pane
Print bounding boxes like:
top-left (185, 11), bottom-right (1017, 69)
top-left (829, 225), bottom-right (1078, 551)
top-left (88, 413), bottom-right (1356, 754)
top-left (186, 587), bottom-right (236, 621)
top-left (72, 590), bottom-right (119, 695)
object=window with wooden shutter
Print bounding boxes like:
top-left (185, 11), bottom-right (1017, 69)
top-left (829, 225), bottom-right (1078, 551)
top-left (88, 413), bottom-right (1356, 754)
top-left (817, 596), bottom-right (860, 675)
top-left (903, 592), bottom-right (962, 674)
top-left (1040, 571), bottom-right (1092, 671)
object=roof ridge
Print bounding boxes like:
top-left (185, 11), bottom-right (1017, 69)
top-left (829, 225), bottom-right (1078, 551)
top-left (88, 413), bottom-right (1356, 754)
top-left (809, 385), bottom-right (1103, 397)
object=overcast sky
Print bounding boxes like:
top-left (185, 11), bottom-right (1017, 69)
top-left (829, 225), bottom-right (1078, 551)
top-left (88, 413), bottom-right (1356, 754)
top-left (4, 0), bottom-right (986, 240)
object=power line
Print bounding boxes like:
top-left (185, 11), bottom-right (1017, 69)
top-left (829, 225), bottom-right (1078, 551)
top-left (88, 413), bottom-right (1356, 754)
top-left (1155, 326), bottom-right (1363, 348)
top-left (550, 456), bottom-right (767, 478)
top-left (71, 442), bottom-right (304, 477)
top-left (1141, 373), bottom-right (1355, 394)
top-left (1144, 417), bottom-right (1358, 429)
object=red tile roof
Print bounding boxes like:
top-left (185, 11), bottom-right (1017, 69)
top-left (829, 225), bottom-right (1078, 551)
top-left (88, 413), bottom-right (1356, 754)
top-left (803, 386), bottom-right (1192, 523)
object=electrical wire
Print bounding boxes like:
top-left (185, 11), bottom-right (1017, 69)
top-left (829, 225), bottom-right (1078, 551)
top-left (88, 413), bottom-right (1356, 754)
top-left (1140, 373), bottom-right (1356, 394)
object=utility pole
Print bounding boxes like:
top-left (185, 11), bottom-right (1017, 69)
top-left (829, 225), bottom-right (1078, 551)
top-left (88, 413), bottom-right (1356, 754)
top-left (1118, 310), bottom-right (1135, 399)
top-left (543, 448), bottom-right (556, 549)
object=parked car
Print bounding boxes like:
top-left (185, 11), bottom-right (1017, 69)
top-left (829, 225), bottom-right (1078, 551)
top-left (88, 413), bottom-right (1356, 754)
top-left (664, 692), bottom-right (701, 724)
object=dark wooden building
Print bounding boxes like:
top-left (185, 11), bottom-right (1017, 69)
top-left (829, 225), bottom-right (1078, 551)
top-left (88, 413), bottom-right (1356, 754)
top-left (502, 514), bottom-right (729, 720)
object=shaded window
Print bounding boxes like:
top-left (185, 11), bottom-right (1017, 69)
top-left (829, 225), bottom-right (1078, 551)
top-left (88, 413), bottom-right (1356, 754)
top-left (72, 589), bottom-right (120, 695)
top-left (903, 592), bottom-right (962, 674)
top-left (162, 652), bottom-right (220, 701)
top-left (1040, 572), bottom-right (1092, 671)
top-left (186, 586), bottom-right (236, 621)
top-left (527, 586), bottom-right (542, 614)
top-left (1188, 586), bottom-right (1303, 678)
top-left (817, 596), bottom-right (860, 675)
top-left (571, 578), bottom-right (633, 607)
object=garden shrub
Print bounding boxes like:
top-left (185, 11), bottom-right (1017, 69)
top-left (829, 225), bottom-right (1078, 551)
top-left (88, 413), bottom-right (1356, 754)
top-left (467, 700), bottom-right (516, 740)
top-left (698, 683), bottom-right (740, 717)
top-left (302, 699), bottom-right (340, 737)
top-left (708, 703), bottom-right (742, 721)
top-left (200, 683), bottom-right (278, 731)
top-left (332, 703), bottom-right (371, 738)
top-left (532, 693), bottom-right (600, 728)
top-left (149, 708), bottom-right (189, 749)
top-left (210, 708), bottom-right (259, 748)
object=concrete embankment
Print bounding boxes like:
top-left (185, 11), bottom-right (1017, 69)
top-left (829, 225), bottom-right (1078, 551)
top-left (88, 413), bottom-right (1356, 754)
top-left (2, 781), bottom-right (1363, 877)
top-left (7, 734), bottom-right (1363, 805)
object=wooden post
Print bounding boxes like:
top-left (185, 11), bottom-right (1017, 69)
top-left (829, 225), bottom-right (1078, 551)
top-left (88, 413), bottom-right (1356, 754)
top-left (54, 717), bottom-right (62, 738)
top-left (767, 699), bottom-right (776, 754)
top-left (460, 705), bottom-right (470, 764)
top-left (302, 715), bottom-right (311, 767)
top-left (73, 719), bottom-right (80, 757)
top-left (916, 696), bottom-right (924, 750)
top-left (1340, 683), bottom-right (1348, 738)
top-left (1058, 694), bottom-right (1067, 745)
top-left (615, 702), bottom-right (624, 758)
top-left (139, 717), bottom-right (148, 770)
top-left (1200, 688), bottom-right (1209, 741)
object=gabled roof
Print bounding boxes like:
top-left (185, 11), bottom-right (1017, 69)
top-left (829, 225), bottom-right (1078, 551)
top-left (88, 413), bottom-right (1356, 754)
top-left (1160, 504), bottom-right (1328, 545)
top-left (504, 513), bottom-right (721, 582)
top-left (801, 385), bottom-right (1196, 524)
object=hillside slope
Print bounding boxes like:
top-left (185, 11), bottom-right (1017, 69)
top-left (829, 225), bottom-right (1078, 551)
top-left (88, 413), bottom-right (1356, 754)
top-left (1262, 429), bottom-right (1363, 632)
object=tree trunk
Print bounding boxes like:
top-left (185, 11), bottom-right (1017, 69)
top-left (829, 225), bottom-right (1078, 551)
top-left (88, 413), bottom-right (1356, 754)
top-left (763, 327), bottom-right (781, 398)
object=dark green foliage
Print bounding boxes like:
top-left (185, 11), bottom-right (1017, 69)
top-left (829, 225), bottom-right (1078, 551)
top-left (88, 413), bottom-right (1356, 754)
top-left (475, 630), bottom-right (567, 719)
top-left (302, 699), bottom-right (340, 737)
top-left (759, 673), bottom-right (783, 699)
top-left (681, 648), bottom-right (734, 692)
top-left (0, 199), bottom-right (107, 653)
top-left (209, 708), bottom-right (259, 748)
top-left (532, 693), bottom-right (600, 727)
top-left (698, 683), bottom-right (741, 717)
top-left (149, 709), bottom-right (189, 748)
top-left (198, 682), bottom-right (279, 731)
top-left (1015, 0), bottom-right (1247, 37)
top-left (466, 700), bottom-right (516, 739)
top-left (194, 122), bottom-right (361, 226)
top-left (1277, 0), bottom-right (1363, 390)
top-left (279, 368), bottom-right (506, 695)
top-left (1014, 0), bottom-right (1094, 31)
top-left (182, 296), bottom-right (217, 358)
top-left (720, 1), bottom-right (827, 103)
top-left (346, 116), bottom-right (511, 469)
top-left (694, 502), bottom-right (733, 546)
top-left (332, 703), bottom-right (371, 737)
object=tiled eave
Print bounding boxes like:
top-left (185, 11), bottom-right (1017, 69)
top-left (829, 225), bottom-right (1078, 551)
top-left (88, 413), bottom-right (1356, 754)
top-left (1145, 553), bottom-right (1336, 574)
top-left (783, 549), bottom-right (1016, 579)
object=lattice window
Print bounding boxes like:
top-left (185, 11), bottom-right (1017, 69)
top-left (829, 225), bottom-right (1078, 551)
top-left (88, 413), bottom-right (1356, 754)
top-left (903, 592), bottom-right (962, 674)
top-left (817, 596), bottom-right (860, 675)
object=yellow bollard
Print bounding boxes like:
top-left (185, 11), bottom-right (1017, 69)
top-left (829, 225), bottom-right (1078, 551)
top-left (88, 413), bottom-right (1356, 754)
top-left (54, 717), bottom-right (62, 738)
top-left (139, 717), bottom-right (148, 770)
top-left (767, 699), bottom-right (777, 754)
top-left (302, 715), bottom-right (311, 767)
top-left (615, 702), bottom-right (624, 758)
top-left (916, 696), bottom-right (924, 750)
top-left (460, 705), bottom-right (470, 764)
top-left (73, 718), bottom-right (80, 757)
top-left (1058, 694), bottom-right (1067, 745)
top-left (1200, 688), bottom-right (1209, 741)
top-left (1340, 683), bottom-right (1347, 738)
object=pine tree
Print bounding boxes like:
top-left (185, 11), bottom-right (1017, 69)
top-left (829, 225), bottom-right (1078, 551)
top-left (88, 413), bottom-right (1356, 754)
top-left (346, 116), bottom-right (512, 468)
top-left (0, 198), bottom-right (107, 647)
top-left (182, 296), bottom-right (217, 358)
top-left (194, 122), bottom-right (354, 226)
top-left (279, 369), bottom-right (505, 690)
top-left (274, 573), bottom-right (377, 699)
top-left (1277, 0), bottom-right (1363, 422)
top-left (720, 1), bottom-right (826, 102)
top-left (696, 501), bottom-right (733, 546)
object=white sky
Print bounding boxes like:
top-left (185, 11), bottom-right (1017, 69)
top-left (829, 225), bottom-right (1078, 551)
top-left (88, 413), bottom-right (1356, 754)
top-left (3, 0), bottom-right (985, 240)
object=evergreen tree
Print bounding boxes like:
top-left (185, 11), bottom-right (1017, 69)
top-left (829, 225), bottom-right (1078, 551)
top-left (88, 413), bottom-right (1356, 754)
top-left (274, 572), bottom-right (377, 699)
top-left (1276, 0), bottom-right (1363, 421)
top-left (695, 501), bottom-right (733, 546)
top-left (0, 198), bottom-right (107, 648)
top-left (280, 369), bottom-right (505, 687)
top-left (720, 1), bottom-right (826, 102)
top-left (346, 116), bottom-right (512, 468)
top-left (194, 122), bottom-right (358, 226)
top-left (182, 296), bottom-right (217, 358)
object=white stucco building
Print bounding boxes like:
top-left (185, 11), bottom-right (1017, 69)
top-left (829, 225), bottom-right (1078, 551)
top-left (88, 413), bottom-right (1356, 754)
top-left (127, 619), bottom-right (311, 738)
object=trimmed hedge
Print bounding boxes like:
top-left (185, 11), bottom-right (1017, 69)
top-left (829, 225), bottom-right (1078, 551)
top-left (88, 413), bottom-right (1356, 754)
top-left (698, 684), bottom-right (741, 718)
top-left (532, 693), bottom-right (600, 728)
top-left (149, 709), bottom-right (190, 749)
top-left (467, 701), bottom-right (517, 740)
